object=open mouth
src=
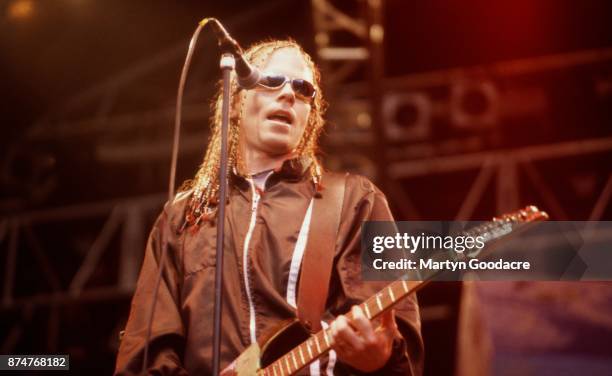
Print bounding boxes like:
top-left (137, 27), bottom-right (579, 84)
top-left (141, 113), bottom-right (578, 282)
top-left (266, 111), bottom-right (293, 126)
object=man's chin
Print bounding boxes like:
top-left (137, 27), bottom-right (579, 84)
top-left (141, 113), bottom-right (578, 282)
top-left (259, 135), bottom-right (298, 156)
top-left (265, 147), bottom-right (294, 158)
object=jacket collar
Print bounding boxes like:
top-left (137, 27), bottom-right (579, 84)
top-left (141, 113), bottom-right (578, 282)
top-left (230, 157), bottom-right (313, 192)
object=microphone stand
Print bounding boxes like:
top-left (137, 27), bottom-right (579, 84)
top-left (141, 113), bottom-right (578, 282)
top-left (141, 19), bottom-right (239, 375)
top-left (212, 52), bottom-right (235, 376)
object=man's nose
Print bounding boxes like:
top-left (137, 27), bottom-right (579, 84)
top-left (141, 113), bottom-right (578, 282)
top-left (277, 81), bottom-right (296, 103)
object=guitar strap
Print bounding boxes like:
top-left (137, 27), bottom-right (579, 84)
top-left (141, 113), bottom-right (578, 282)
top-left (297, 172), bottom-right (347, 333)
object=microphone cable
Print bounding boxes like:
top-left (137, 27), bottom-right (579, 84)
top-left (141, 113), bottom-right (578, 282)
top-left (141, 18), bottom-right (213, 374)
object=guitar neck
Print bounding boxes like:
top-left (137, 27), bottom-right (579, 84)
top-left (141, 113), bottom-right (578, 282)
top-left (260, 279), bottom-right (427, 375)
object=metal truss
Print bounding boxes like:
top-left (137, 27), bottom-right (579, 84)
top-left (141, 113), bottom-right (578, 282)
top-left (387, 137), bottom-right (612, 221)
top-left (311, 0), bottom-right (389, 187)
top-left (1, 194), bottom-right (164, 352)
top-left (311, 0), bottom-right (370, 87)
top-left (345, 46), bottom-right (612, 94)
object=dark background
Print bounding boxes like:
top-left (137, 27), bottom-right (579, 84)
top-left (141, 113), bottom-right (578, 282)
top-left (1, 0), bottom-right (612, 374)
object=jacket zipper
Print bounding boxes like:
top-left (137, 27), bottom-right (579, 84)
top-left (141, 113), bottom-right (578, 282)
top-left (242, 180), bottom-right (260, 344)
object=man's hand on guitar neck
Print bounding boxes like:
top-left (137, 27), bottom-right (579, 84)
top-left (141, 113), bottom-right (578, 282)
top-left (330, 306), bottom-right (399, 373)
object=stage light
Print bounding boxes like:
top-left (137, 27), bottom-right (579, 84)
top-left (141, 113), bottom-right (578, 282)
top-left (356, 112), bottom-right (371, 129)
top-left (383, 92), bottom-right (432, 141)
top-left (7, 0), bottom-right (33, 21)
top-left (450, 79), bottom-right (499, 129)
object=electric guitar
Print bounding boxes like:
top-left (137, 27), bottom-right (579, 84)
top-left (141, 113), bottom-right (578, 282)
top-left (222, 206), bottom-right (548, 376)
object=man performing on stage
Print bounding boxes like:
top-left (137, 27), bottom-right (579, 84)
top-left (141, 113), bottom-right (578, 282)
top-left (115, 39), bottom-right (423, 375)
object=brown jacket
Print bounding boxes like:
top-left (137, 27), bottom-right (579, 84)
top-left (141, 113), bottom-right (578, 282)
top-left (115, 163), bottom-right (423, 375)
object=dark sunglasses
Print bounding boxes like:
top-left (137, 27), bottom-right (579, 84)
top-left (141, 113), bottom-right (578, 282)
top-left (257, 74), bottom-right (316, 100)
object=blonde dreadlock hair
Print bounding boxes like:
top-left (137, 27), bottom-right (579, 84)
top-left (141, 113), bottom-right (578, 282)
top-left (182, 39), bottom-right (327, 226)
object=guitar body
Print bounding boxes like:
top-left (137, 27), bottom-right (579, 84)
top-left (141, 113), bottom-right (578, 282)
top-left (222, 319), bottom-right (311, 376)
top-left (221, 206), bottom-right (548, 376)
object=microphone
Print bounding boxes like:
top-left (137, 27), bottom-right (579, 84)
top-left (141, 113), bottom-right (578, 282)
top-left (202, 18), bottom-right (261, 89)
